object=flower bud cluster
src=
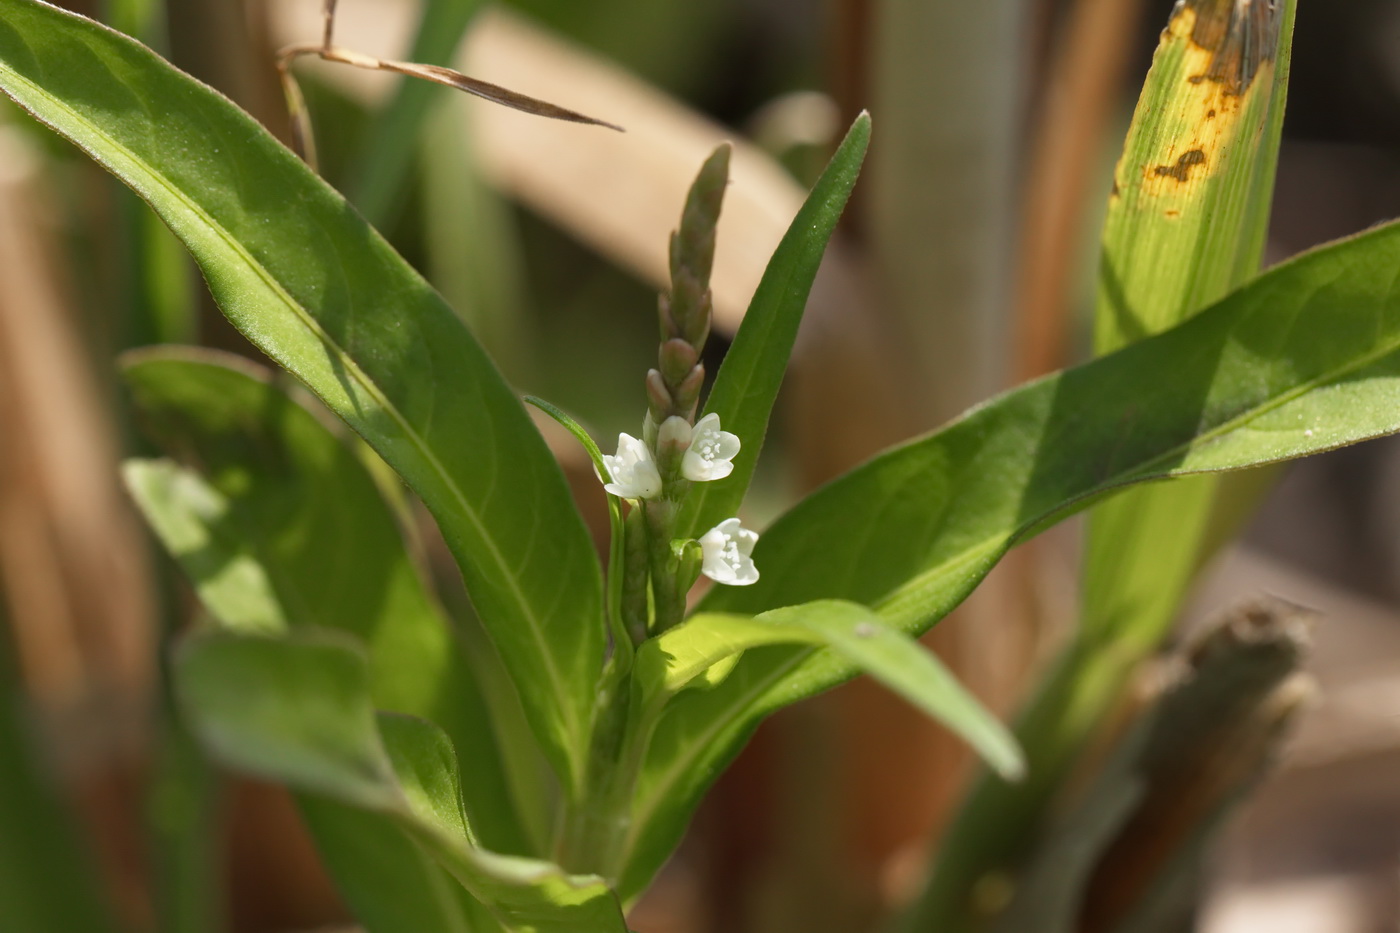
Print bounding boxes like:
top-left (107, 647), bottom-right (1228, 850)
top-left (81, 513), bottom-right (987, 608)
top-left (646, 144), bottom-right (730, 429)
top-left (591, 143), bottom-right (762, 642)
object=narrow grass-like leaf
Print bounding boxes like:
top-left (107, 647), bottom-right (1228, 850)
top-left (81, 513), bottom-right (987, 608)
top-left (0, 0), bottom-right (605, 792)
top-left (122, 348), bottom-right (531, 853)
top-left (349, 0), bottom-right (484, 227)
top-left (631, 601), bottom-right (1021, 779)
top-left (176, 630), bottom-right (629, 933)
top-left (0, 676), bottom-right (119, 933)
top-left (1081, 0), bottom-right (1297, 659)
top-left (675, 112), bottom-right (870, 540)
top-left (1096, 0), bottom-right (1294, 350)
top-left (618, 216), bottom-right (1400, 898)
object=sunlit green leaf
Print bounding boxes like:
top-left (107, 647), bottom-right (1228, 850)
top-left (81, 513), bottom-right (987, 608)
top-left (620, 214), bottom-right (1400, 898)
top-left (632, 601), bottom-right (1021, 777)
top-left (124, 458), bottom-right (287, 635)
top-left (0, 0), bottom-right (605, 792)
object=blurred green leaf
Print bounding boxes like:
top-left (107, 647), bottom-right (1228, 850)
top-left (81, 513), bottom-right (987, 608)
top-left (351, 0), bottom-right (484, 227)
top-left (300, 798), bottom-right (498, 933)
top-left (421, 99), bottom-right (532, 378)
top-left (0, 679), bottom-right (119, 933)
top-left (0, 0), bottom-right (605, 792)
top-left (176, 630), bottom-right (629, 933)
top-left (121, 349), bottom-right (531, 853)
top-left (124, 458), bottom-right (287, 635)
top-left (177, 630), bottom-right (400, 810)
top-left (677, 112), bottom-right (870, 540)
top-left (620, 214), bottom-right (1400, 898)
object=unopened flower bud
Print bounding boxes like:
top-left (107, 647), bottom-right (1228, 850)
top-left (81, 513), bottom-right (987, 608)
top-left (674, 364), bottom-right (706, 416)
top-left (645, 368), bottom-right (673, 420)
top-left (660, 338), bottom-right (699, 387)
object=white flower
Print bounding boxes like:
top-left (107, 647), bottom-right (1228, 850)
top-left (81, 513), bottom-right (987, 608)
top-left (680, 413), bottom-right (740, 482)
top-left (699, 518), bottom-right (759, 586)
top-left (600, 434), bottom-right (662, 499)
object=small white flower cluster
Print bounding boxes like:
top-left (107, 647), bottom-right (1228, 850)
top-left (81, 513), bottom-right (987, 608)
top-left (598, 412), bottom-right (758, 586)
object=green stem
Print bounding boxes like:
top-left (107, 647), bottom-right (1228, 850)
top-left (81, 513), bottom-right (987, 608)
top-left (643, 499), bottom-right (685, 634)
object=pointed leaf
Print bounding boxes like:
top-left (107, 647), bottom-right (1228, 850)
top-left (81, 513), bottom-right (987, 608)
top-left (0, 0), bottom-right (605, 791)
top-left (676, 113), bottom-right (870, 539)
top-left (632, 602), bottom-right (1021, 778)
top-left (619, 216), bottom-right (1400, 897)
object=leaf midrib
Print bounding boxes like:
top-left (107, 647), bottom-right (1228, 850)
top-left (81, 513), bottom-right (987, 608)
top-left (0, 58), bottom-right (584, 763)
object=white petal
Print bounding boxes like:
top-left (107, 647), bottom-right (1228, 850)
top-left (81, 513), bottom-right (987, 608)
top-left (681, 414), bottom-right (742, 482)
top-left (699, 518), bottom-right (760, 586)
top-left (601, 433), bottom-right (662, 499)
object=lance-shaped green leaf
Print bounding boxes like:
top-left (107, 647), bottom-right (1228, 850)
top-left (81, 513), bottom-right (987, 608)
top-left (176, 630), bottom-right (629, 933)
top-left (121, 349), bottom-right (531, 855)
top-left (615, 216), bottom-right (1400, 898)
top-left (675, 113), bottom-right (870, 540)
top-left (0, 0), bottom-right (605, 791)
top-left (631, 602), bottom-right (1021, 779)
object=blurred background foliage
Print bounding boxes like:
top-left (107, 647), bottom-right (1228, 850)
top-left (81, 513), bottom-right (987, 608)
top-left (1, 0), bottom-right (1399, 931)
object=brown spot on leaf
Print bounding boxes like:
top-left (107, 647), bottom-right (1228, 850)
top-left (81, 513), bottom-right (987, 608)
top-left (1153, 149), bottom-right (1208, 183)
top-left (1165, 209), bottom-right (1182, 218)
top-left (1182, 0), bottom-right (1283, 95)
